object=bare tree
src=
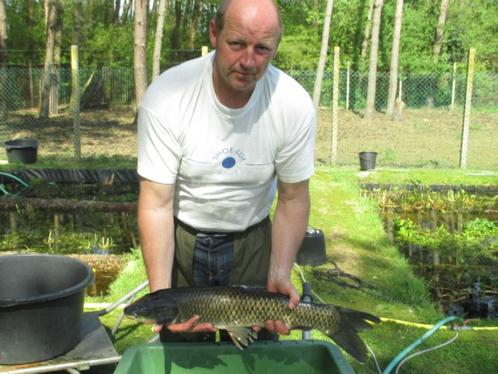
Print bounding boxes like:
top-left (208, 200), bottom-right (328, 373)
top-left (386, 0), bottom-right (404, 116)
top-left (121, 0), bottom-right (134, 24)
top-left (152, 0), bottom-right (168, 81)
top-left (360, 0), bottom-right (375, 61)
top-left (364, 0), bottom-right (384, 120)
top-left (39, 0), bottom-right (57, 118)
top-left (312, 0), bottom-right (335, 109)
top-left (433, 0), bottom-right (449, 63)
top-left (114, 0), bottom-right (122, 24)
top-left (134, 0), bottom-right (149, 109)
top-left (0, 0), bottom-right (7, 120)
top-left (51, 0), bottom-right (63, 116)
top-left (0, 0), bottom-right (6, 67)
top-left (70, 0), bottom-right (82, 111)
top-left (73, 0), bottom-right (82, 46)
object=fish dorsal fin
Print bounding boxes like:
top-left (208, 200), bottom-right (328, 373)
top-left (226, 327), bottom-right (258, 350)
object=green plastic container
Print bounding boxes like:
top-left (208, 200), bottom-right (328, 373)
top-left (114, 340), bottom-right (354, 374)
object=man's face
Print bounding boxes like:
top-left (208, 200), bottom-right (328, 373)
top-left (209, 2), bottom-right (280, 104)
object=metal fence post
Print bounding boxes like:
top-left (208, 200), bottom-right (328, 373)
top-left (450, 62), bottom-right (456, 111)
top-left (346, 61), bottom-right (350, 110)
top-left (459, 48), bottom-right (475, 169)
top-left (398, 78), bottom-right (403, 101)
top-left (71, 45), bottom-right (81, 161)
top-left (331, 46), bottom-right (340, 165)
top-left (201, 46), bottom-right (208, 56)
top-left (29, 61), bottom-right (35, 108)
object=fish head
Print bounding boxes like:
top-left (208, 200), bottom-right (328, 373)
top-left (124, 289), bottom-right (180, 325)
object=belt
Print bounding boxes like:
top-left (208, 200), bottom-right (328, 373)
top-left (174, 216), bottom-right (270, 237)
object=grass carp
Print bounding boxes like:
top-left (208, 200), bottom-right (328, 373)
top-left (124, 285), bottom-right (380, 362)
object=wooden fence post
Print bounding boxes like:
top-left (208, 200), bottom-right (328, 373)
top-left (331, 46), bottom-right (340, 165)
top-left (201, 46), bottom-right (208, 56)
top-left (71, 45), bottom-right (81, 161)
top-left (459, 48), bottom-right (475, 169)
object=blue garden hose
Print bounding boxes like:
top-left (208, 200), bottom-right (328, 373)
top-left (0, 172), bottom-right (29, 196)
top-left (382, 315), bottom-right (462, 374)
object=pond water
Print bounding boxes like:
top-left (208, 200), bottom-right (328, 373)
top-left (365, 185), bottom-right (498, 317)
top-left (0, 180), bottom-right (139, 254)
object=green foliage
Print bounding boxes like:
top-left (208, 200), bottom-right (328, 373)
top-left (393, 217), bottom-right (498, 267)
top-left (81, 24), bottom-right (134, 67)
top-left (4, 0), bottom-right (498, 72)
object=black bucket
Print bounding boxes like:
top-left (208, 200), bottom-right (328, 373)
top-left (0, 254), bottom-right (93, 364)
top-left (4, 139), bottom-right (38, 164)
top-left (359, 151), bottom-right (377, 171)
top-left (296, 228), bottom-right (327, 266)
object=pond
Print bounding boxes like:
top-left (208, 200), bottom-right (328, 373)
top-left (364, 184), bottom-right (498, 318)
top-left (0, 170), bottom-right (139, 295)
top-left (0, 170), bottom-right (139, 255)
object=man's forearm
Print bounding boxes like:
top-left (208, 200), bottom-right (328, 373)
top-left (138, 180), bottom-right (176, 292)
top-left (269, 180), bottom-right (310, 284)
top-left (139, 208), bottom-right (175, 291)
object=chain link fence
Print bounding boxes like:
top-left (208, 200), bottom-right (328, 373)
top-left (1, 55), bottom-right (497, 169)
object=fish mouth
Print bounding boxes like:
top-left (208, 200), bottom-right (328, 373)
top-left (125, 314), bottom-right (155, 324)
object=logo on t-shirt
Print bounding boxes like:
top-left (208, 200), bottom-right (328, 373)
top-left (222, 157), bottom-right (236, 169)
top-left (212, 147), bottom-right (246, 169)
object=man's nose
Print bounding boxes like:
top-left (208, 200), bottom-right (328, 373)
top-left (240, 48), bottom-right (256, 70)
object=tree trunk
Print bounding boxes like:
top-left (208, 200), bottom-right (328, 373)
top-left (114, 0), bottom-right (122, 24)
top-left (386, 0), bottom-right (403, 116)
top-left (69, 0), bottom-right (82, 111)
top-left (189, 0), bottom-right (201, 49)
top-left (39, 0), bottom-right (57, 119)
top-left (73, 0), bottom-right (82, 46)
top-left (121, 0), bottom-right (133, 24)
top-left (170, 0), bottom-right (182, 51)
top-left (134, 0), bottom-right (148, 109)
top-left (152, 0), bottom-right (168, 81)
top-left (50, 0), bottom-right (63, 117)
top-left (0, 0), bottom-right (7, 121)
top-left (313, 0), bottom-right (321, 29)
top-left (0, 0), bottom-right (7, 67)
top-left (364, 0), bottom-right (383, 120)
top-left (312, 0), bottom-right (335, 109)
top-left (360, 0), bottom-right (375, 61)
top-left (433, 0), bottom-right (449, 63)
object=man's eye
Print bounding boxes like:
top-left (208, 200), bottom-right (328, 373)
top-left (256, 45), bottom-right (272, 54)
top-left (229, 41), bottom-right (243, 49)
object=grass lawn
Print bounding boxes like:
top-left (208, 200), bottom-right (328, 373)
top-left (86, 166), bottom-right (497, 373)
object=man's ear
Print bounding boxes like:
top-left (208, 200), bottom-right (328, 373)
top-left (209, 19), bottom-right (218, 48)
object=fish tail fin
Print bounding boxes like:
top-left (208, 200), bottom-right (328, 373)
top-left (324, 307), bottom-right (380, 363)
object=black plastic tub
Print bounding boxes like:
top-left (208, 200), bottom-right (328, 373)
top-left (359, 151), bottom-right (377, 171)
top-left (4, 139), bottom-right (38, 164)
top-left (0, 254), bottom-right (93, 364)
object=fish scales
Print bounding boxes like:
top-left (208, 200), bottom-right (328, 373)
top-left (124, 285), bottom-right (380, 363)
top-left (174, 287), bottom-right (340, 332)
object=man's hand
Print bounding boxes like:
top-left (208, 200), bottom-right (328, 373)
top-left (153, 315), bottom-right (217, 334)
top-left (252, 278), bottom-right (300, 335)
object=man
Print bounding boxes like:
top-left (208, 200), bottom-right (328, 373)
top-left (137, 0), bottom-right (316, 338)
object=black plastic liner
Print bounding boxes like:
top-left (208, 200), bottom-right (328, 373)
top-left (11, 168), bottom-right (139, 184)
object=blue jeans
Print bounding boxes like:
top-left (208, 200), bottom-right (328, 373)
top-left (192, 233), bottom-right (234, 287)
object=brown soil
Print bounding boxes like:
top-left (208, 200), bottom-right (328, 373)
top-left (5, 105), bottom-right (498, 170)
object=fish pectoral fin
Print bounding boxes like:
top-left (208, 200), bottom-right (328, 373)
top-left (226, 327), bottom-right (257, 350)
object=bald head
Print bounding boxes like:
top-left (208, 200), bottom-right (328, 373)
top-left (214, 0), bottom-right (283, 41)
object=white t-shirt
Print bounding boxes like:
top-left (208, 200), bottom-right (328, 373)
top-left (137, 52), bottom-right (315, 232)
